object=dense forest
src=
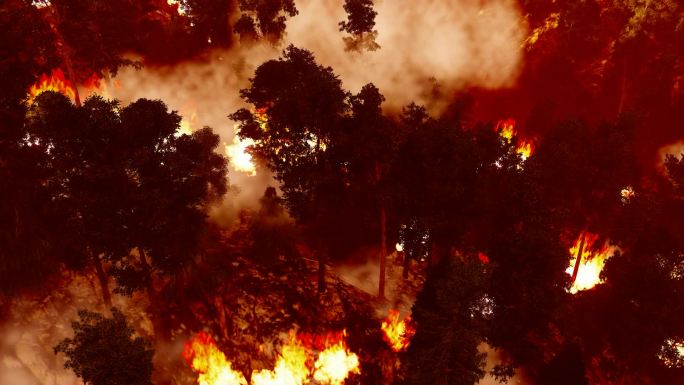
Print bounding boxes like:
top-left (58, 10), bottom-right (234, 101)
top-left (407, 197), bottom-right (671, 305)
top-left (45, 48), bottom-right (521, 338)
top-left (3, 1), bottom-right (684, 385)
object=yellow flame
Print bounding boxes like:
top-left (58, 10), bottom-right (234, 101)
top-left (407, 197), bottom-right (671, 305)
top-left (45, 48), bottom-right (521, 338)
top-left (167, 0), bottom-right (186, 15)
top-left (381, 309), bottom-right (416, 352)
top-left (27, 69), bottom-right (76, 105)
top-left (185, 330), bottom-right (359, 385)
top-left (565, 232), bottom-right (616, 294)
top-left (183, 332), bottom-right (248, 385)
top-left (620, 186), bottom-right (635, 203)
top-left (226, 134), bottom-right (257, 176)
top-left (251, 334), bottom-right (310, 385)
top-left (495, 119), bottom-right (534, 161)
top-left (312, 333), bottom-right (360, 385)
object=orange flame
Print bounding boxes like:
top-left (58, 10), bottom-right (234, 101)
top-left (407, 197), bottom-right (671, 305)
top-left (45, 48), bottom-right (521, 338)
top-left (565, 232), bottom-right (617, 294)
top-left (381, 310), bottom-right (416, 352)
top-left (184, 330), bottom-right (359, 385)
top-left (311, 330), bottom-right (360, 385)
top-left (27, 69), bottom-right (76, 105)
top-left (251, 332), bottom-right (311, 385)
top-left (495, 119), bottom-right (534, 161)
top-left (183, 332), bottom-right (248, 385)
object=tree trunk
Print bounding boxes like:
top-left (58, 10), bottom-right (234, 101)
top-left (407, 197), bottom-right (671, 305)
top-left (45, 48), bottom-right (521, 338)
top-left (318, 251), bottom-right (326, 294)
top-left (47, 4), bottom-right (81, 107)
top-left (570, 233), bottom-right (586, 285)
top-left (379, 203), bottom-right (387, 299)
top-left (93, 254), bottom-right (112, 308)
top-left (617, 57), bottom-right (628, 116)
top-left (402, 251), bottom-right (410, 280)
top-left (139, 248), bottom-right (162, 336)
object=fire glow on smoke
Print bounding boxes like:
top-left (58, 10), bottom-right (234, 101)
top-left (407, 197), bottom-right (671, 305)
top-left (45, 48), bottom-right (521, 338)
top-left (183, 330), bottom-right (359, 385)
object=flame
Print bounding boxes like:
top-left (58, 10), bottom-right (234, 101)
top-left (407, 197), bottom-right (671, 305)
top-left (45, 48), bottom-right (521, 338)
top-left (565, 232), bottom-right (616, 294)
top-left (620, 186), bottom-right (635, 203)
top-left (226, 135), bottom-right (257, 176)
top-left (183, 331), bottom-right (248, 385)
top-left (251, 333), bottom-right (310, 385)
top-left (185, 330), bottom-right (359, 385)
top-left (495, 119), bottom-right (534, 161)
top-left (312, 331), bottom-right (360, 385)
top-left (381, 309), bottom-right (416, 352)
top-left (167, 0), bottom-right (187, 15)
top-left (27, 69), bottom-right (76, 105)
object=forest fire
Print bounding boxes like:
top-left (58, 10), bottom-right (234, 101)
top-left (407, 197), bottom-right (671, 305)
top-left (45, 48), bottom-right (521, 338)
top-left (8, 1), bottom-right (684, 384)
top-left (381, 309), bottom-right (416, 352)
top-left (183, 331), bottom-right (248, 385)
top-left (184, 330), bottom-right (359, 385)
top-left (311, 332), bottom-right (360, 385)
top-left (27, 69), bottom-right (76, 104)
top-left (565, 232), bottom-right (616, 294)
top-left (495, 119), bottom-right (534, 161)
top-left (226, 135), bottom-right (257, 176)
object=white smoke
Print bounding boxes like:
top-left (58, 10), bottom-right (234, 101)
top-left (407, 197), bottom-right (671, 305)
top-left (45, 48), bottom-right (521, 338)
top-left (0, 271), bottom-right (154, 385)
top-left (93, 0), bottom-right (526, 223)
top-left (285, 0), bottom-right (526, 111)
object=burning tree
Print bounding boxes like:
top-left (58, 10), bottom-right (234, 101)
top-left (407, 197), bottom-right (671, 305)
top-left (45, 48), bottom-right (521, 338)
top-left (231, 45), bottom-right (348, 294)
top-left (22, 92), bottom-right (227, 328)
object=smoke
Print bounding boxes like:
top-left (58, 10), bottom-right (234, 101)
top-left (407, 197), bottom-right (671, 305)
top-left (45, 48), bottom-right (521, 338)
top-left (284, 0), bottom-right (526, 112)
top-left (333, 248), bottom-right (420, 316)
top-left (0, 271), bottom-right (154, 385)
top-left (477, 343), bottom-right (529, 385)
top-left (92, 0), bottom-right (526, 223)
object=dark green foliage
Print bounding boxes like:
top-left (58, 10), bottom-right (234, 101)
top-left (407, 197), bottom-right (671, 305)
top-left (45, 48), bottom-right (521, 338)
top-left (339, 0), bottom-right (379, 51)
top-left (231, 45), bottom-right (347, 224)
top-left (401, 257), bottom-right (489, 385)
top-left (54, 308), bottom-right (154, 385)
top-left (23, 92), bottom-right (227, 296)
top-left (235, 0), bottom-right (298, 42)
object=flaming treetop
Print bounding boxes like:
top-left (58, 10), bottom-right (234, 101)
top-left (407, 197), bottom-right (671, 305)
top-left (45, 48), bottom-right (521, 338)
top-left (27, 69), bottom-right (76, 105)
top-left (381, 309), bottom-right (416, 352)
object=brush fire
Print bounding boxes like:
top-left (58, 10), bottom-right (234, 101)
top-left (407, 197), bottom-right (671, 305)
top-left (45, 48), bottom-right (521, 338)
top-left (183, 330), bottom-right (359, 385)
top-left (6, 1), bottom-right (684, 385)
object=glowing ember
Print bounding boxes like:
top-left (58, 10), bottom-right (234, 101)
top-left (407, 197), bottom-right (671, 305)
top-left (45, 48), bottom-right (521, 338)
top-left (312, 331), bottom-right (360, 385)
top-left (395, 242), bottom-right (404, 252)
top-left (495, 119), bottom-right (534, 161)
top-left (381, 309), bottom-right (416, 352)
top-left (27, 69), bottom-right (77, 105)
top-left (183, 331), bottom-right (248, 385)
top-left (565, 232), bottom-right (617, 294)
top-left (525, 12), bottom-right (560, 48)
top-left (226, 135), bottom-right (257, 176)
top-left (660, 339), bottom-right (684, 368)
top-left (167, 0), bottom-right (187, 15)
top-left (620, 186), bottom-right (635, 203)
top-left (477, 252), bottom-right (490, 265)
